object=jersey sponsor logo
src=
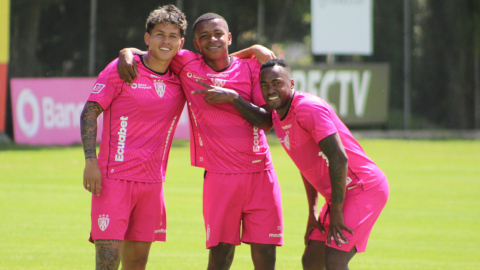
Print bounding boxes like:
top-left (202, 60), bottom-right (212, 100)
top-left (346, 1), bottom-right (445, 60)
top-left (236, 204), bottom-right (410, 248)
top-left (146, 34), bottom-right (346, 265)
top-left (206, 225), bottom-right (211, 241)
top-left (207, 73), bottom-right (229, 78)
top-left (283, 132), bottom-right (290, 150)
top-left (91, 83), bottom-right (105, 94)
top-left (154, 80), bottom-right (166, 98)
top-left (346, 177), bottom-right (353, 186)
top-left (253, 126), bottom-right (260, 152)
top-left (131, 83), bottom-right (152, 89)
top-left (281, 124), bottom-right (291, 130)
top-left (186, 72), bottom-right (207, 81)
top-left (154, 229), bottom-right (167, 233)
top-left (162, 116), bottom-right (177, 161)
top-left (115, 116), bottom-right (129, 162)
top-left (269, 233), bottom-right (283, 238)
top-left (318, 151), bottom-right (329, 167)
top-left (150, 74), bottom-right (160, 78)
top-left (98, 214), bottom-right (110, 231)
top-left (211, 78), bottom-right (226, 88)
top-left (330, 235), bottom-right (346, 244)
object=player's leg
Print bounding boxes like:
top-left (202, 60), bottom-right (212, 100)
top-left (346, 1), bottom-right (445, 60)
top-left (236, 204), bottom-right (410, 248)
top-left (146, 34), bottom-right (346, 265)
top-left (94, 239), bottom-right (123, 270)
top-left (208, 242), bottom-right (236, 270)
top-left (302, 240), bottom-right (326, 270)
top-left (242, 170), bottom-right (283, 270)
top-left (90, 178), bottom-right (133, 270)
top-left (203, 171), bottom-right (244, 269)
top-left (250, 243), bottom-right (276, 270)
top-left (324, 246), bottom-right (356, 270)
top-left (121, 241), bottom-right (153, 270)
top-left (122, 181), bottom-right (166, 269)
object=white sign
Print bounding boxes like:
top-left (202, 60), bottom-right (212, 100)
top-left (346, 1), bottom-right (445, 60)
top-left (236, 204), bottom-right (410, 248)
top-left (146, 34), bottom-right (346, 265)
top-left (311, 0), bottom-right (373, 55)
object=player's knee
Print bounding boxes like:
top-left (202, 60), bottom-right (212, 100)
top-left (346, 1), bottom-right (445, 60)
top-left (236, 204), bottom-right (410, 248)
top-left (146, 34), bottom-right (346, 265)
top-left (302, 248), bottom-right (325, 270)
top-left (324, 252), bottom-right (348, 270)
top-left (208, 243), bottom-right (235, 269)
top-left (251, 244), bottom-right (276, 268)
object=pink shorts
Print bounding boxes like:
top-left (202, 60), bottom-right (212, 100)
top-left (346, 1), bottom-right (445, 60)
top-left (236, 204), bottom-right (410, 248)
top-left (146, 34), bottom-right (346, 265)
top-left (203, 169), bottom-right (283, 248)
top-left (309, 178), bottom-right (389, 253)
top-left (89, 178), bottom-right (167, 243)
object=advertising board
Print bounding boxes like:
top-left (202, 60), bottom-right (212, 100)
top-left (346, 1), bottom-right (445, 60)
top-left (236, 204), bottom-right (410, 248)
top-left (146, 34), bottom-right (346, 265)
top-left (11, 78), bottom-right (189, 145)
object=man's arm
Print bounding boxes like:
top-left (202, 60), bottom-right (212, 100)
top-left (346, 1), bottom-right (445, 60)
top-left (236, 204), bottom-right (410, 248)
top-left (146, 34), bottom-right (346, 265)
top-left (80, 101), bottom-right (104, 196)
top-left (117, 48), bottom-right (145, 84)
top-left (301, 173), bottom-right (324, 246)
top-left (318, 133), bottom-right (354, 247)
top-left (229, 45), bottom-right (276, 64)
top-left (193, 80), bottom-right (273, 130)
top-left (117, 45), bottom-right (275, 83)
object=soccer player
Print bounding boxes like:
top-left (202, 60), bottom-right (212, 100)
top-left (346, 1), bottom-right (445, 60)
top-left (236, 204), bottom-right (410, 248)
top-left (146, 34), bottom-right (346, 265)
top-left (258, 59), bottom-right (389, 270)
top-left (118, 13), bottom-right (283, 270)
top-left (80, 5), bottom-right (187, 270)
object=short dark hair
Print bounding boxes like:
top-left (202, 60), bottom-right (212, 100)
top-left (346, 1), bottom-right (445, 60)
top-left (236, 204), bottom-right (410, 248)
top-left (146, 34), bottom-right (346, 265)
top-left (193, 13), bottom-right (228, 33)
top-left (260, 59), bottom-right (291, 73)
top-left (145, 4), bottom-right (187, 37)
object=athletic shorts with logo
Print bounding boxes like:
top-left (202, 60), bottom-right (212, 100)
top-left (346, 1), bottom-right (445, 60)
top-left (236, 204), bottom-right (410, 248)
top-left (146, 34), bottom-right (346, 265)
top-left (90, 178), bottom-right (167, 243)
top-left (308, 178), bottom-right (389, 253)
top-left (203, 169), bottom-right (283, 248)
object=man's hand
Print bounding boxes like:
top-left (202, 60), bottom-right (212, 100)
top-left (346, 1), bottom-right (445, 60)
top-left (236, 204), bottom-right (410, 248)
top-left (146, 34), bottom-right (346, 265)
top-left (304, 212), bottom-right (325, 246)
top-left (192, 80), bottom-right (239, 105)
top-left (250, 45), bottom-right (276, 64)
top-left (118, 48), bottom-right (140, 84)
top-left (83, 158), bottom-right (102, 196)
top-left (327, 209), bottom-right (354, 248)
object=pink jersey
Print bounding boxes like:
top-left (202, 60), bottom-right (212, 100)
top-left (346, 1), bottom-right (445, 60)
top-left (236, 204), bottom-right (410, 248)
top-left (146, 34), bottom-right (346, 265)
top-left (169, 50), bottom-right (273, 173)
top-left (272, 91), bottom-right (385, 201)
top-left (88, 55), bottom-right (186, 182)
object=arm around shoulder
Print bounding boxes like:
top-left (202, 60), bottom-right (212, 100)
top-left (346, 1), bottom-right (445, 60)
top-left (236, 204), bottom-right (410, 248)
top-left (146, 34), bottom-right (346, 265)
top-left (230, 45), bottom-right (276, 64)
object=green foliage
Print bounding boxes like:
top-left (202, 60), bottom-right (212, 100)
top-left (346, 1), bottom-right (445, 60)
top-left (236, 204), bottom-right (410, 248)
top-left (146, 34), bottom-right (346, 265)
top-left (1, 140), bottom-right (480, 269)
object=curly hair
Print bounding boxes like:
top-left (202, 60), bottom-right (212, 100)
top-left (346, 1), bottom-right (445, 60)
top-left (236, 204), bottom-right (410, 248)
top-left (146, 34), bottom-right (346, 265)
top-left (145, 4), bottom-right (187, 37)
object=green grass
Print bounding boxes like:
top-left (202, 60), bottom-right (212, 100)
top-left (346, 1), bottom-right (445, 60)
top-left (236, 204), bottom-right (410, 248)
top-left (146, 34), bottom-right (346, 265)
top-left (1, 139), bottom-right (480, 269)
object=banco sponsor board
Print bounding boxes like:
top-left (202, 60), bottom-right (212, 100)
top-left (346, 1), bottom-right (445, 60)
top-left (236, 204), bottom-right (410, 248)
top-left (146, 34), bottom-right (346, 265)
top-left (11, 78), bottom-right (190, 145)
top-left (291, 64), bottom-right (389, 125)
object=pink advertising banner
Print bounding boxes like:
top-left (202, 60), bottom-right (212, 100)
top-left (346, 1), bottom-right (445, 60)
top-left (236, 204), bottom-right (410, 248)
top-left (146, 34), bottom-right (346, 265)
top-left (11, 78), bottom-right (189, 145)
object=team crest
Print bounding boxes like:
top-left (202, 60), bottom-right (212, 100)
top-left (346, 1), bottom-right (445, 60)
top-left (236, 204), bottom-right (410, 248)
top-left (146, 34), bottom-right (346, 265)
top-left (284, 132), bottom-right (290, 150)
top-left (98, 214), bottom-right (110, 231)
top-left (91, 83), bottom-right (105, 94)
top-left (211, 78), bottom-right (226, 88)
top-left (154, 80), bottom-right (166, 97)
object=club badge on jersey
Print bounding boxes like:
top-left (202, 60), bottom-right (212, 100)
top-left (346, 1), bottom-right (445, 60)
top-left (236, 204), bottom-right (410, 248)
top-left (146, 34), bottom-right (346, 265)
top-left (98, 214), bottom-right (110, 231)
top-left (154, 80), bottom-right (166, 98)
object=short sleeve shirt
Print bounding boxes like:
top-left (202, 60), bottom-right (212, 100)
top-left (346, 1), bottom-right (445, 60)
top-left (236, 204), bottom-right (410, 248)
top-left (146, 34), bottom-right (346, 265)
top-left (88, 56), bottom-right (186, 182)
top-left (272, 91), bottom-right (385, 200)
top-left (169, 50), bottom-right (273, 173)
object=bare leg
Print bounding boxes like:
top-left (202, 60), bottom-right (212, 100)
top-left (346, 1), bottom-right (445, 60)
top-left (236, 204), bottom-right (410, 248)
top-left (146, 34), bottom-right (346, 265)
top-left (324, 246), bottom-right (356, 270)
top-left (95, 239), bottom-right (123, 270)
top-left (302, 240), bottom-right (326, 270)
top-left (121, 241), bottom-right (152, 270)
top-left (207, 242), bottom-right (236, 270)
top-left (250, 243), bottom-right (276, 270)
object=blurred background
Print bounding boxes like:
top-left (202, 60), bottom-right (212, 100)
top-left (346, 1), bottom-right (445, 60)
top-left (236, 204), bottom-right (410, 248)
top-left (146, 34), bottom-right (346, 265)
top-left (2, 0), bottom-right (480, 145)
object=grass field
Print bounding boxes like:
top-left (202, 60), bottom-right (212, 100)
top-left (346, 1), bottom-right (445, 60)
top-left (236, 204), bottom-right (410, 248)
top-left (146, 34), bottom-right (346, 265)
top-left (1, 139), bottom-right (480, 269)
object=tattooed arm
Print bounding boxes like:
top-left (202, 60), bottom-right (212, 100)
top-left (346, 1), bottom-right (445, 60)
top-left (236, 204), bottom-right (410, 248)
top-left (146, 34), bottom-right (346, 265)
top-left (193, 80), bottom-right (273, 130)
top-left (80, 101), bottom-right (104, 196)
top-left (318, 133), bottom-right (354, 247)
